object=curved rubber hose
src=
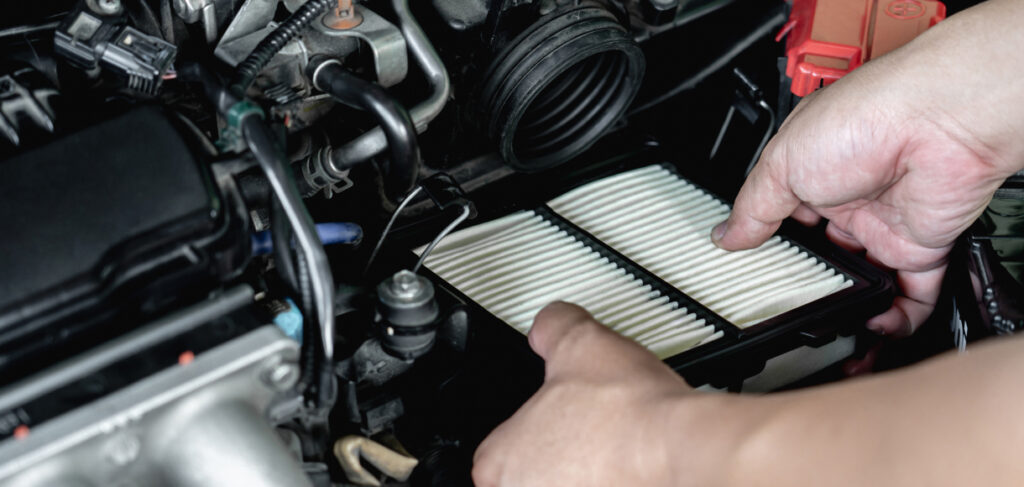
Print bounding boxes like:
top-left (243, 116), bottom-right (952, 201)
top-left (272, 196), bottom-right (299, 294)
top-left (231, 0), bottom-right (334, 97)
top-left (323, 0), bottom-right (450, 188)
top-left (180, 61), bottom-right (336, 368)
top-left (308, 58), bottom-right (420, 201)
top-left (242, 116), bottom-right (336, 361)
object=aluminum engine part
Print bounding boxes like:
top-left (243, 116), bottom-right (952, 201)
top-left (0, 66), bottom-right (57, 147)
top-left (214, 0), bottom-right (406, 87)
top-left (308, 4), bottom-right (407, 87)
top-left (0, 326), bottom-right (309, 487)
top-left (302, 0), bottom-right (451, 195)
top-left (172, 0), bottom-right (228, 42)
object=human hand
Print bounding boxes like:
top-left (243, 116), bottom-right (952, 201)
top-left (712, 2), bottom-right (1024, 335)
top-left (471, 302), bottom-right (743, 487)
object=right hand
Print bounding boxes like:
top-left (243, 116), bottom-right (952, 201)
top-left (713, 0), bottom-right (1024, 336)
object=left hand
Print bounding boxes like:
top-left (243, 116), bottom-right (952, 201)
top-left (471, 302), bottom-right (741, 487)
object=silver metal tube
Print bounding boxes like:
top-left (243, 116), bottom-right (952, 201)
top-left (326, 0), bottom-right (451, 177)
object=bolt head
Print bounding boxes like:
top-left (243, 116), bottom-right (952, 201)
top-left (105, 433), bottom-right (140, 466)
top-left (391, 270), bottom-right (422, 297)
top-left (96, 0), bottom-right (123, 15)
top-left (263, 360), bottom-right (300, 392)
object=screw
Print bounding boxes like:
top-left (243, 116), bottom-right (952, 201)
top-left (263, 360), bottom-right (300, 392)
top-left (106, 433), bottom-right (140, 466)
top-left (96, 0), bottom-right (122, 15)
top-left (324, 0), bottom-right (363, 30)
top-left (391, 270), bottom-right (421, 298)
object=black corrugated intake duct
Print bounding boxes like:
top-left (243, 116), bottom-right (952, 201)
top-left (478, 2), bottom-right (645, 172)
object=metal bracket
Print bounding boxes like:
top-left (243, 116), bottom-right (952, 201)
top-left (172, 0), bottom-right (218, 43)
top-left (218, 0), bottom-right (277, 47)
top-left (311, 5), bottom-right (408, 87)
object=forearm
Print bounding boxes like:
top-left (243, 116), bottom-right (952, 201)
top-left (703, 335), bottom-right (1024, 486)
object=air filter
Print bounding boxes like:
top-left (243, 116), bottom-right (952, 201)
top-left (418, 210), bottom-right (723, 359)
top-left (415, 163), bottom-right (892, 389)
top-left (548, 165), bottom-right (853, 327)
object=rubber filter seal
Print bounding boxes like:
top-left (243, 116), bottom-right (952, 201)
top-left (479, 3), bottom-right (645, 172)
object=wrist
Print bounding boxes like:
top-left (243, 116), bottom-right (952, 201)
top-left (885, 0), bottom-right (1024, 176)
top-left (660, 392), bottom-right (771, 487)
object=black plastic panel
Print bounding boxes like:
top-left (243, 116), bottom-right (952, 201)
top-left (0, 107), bottom-right (249, 384)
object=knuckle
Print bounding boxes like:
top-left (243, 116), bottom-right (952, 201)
top-left (556, 318), bottom-right (604, 353)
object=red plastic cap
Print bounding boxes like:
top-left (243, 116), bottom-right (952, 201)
top-left (783, 0), bottom-right (946, 97)
top-left (13, 424), bottom-right (29, 440)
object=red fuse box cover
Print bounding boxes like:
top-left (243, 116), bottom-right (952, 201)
top-left (781, 0), bottom-right (946, 97)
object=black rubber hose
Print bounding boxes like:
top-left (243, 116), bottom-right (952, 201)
top-left (183, 61), bottom-right (336, 406)
top-left (294, 246), bottom-right (318, 393)
top-left (230, 0), bottom-right (334, 98)
top-left (272, 196), bottom-right (299, 294)
top-left (177, 62), bottom-right (239, 114)
top-left (306, 58), bottom-right (420, 201)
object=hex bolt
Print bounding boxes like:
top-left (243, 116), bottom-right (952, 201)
top-left (96, 0), bottom-right (123, 15)
top-left (391, 270), bottom-right (421, 298)
top-left (106, 433), bottom-right (141, 466)
top-left (263, 359), bottom-right (300, 392)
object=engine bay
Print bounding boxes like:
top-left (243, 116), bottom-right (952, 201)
top-left (0, 0), bottom-right (1011, 485)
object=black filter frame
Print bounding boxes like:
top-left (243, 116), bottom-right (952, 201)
top-left (400, 157), bottom-right (895, 389)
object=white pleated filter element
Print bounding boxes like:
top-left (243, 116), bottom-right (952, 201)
top-left (416, 210), bottom-right (723, 359)
top-left (548, 165), bottom-right (853, 328)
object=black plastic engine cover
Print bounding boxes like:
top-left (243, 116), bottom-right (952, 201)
top-left (0, 107), bottom-right (249, 383)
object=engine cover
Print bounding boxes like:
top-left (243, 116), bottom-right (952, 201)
top-left (0, 107), bottom-right (249, 384)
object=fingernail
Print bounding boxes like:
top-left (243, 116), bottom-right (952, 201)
top-left (711, 221), bottom-right (727, 243)
top-left (865, 321), bottom-right (885, 335)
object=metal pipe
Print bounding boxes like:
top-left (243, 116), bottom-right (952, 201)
top-left (322, 0), bottom-right (451, 187)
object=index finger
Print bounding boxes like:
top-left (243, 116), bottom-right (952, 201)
top-left (712, 148), bottom-right (802, 251)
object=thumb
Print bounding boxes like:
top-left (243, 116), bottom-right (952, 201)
top-left (527, 301), bottom-right (655, 379)
top-left (527, 301), bottom-right (596, 363)
top-left (712, 150), bottom-right (801, 250)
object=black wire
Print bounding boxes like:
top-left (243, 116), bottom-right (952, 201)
top-left (160, 0), bottom-right (175, 44)
top-left (127, 0), bottom-right (165, 39)
top-left (627, 8), bottom-right (787, 117)
top-left (230, 0), bottom-right (334, 98)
